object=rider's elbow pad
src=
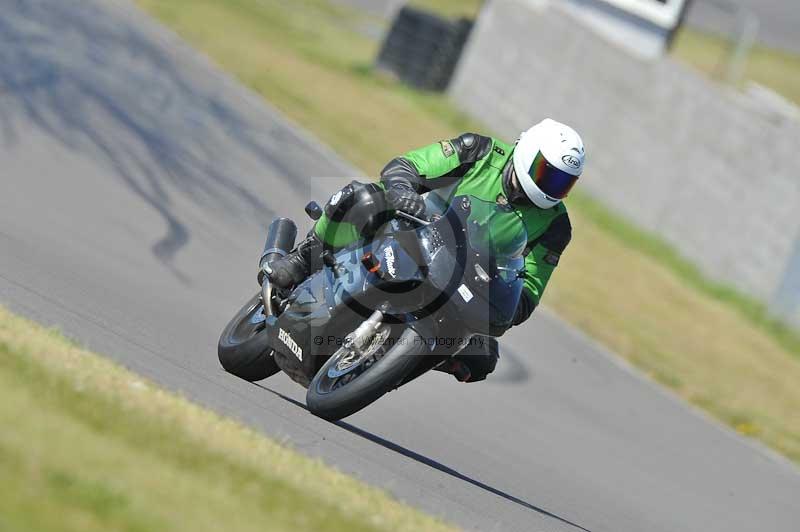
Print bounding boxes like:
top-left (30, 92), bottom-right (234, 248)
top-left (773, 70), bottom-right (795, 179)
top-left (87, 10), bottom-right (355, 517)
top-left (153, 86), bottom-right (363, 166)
top-left (380, 157), bottom-right (423, 193)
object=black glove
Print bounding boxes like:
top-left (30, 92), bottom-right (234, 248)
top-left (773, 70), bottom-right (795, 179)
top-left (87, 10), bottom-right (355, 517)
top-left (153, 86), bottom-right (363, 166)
top-left (512, 291), bottom-right (536, 326)
top-left (385, 184), bottom-right (425, 218)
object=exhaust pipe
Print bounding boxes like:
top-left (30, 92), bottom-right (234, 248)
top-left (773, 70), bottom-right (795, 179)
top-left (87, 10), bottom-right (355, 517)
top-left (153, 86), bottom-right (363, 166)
top-left (259, 218), bottom-right (298, 271)
top-left (259, 218), bottom-right (297, 314)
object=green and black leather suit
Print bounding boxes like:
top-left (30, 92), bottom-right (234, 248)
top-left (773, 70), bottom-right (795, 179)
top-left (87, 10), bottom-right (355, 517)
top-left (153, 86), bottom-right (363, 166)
top-left (313, 133), bottom-right (572, 326)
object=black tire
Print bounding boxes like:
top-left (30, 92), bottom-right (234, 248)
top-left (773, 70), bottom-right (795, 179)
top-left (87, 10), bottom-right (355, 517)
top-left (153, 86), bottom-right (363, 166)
top-left (218, 292), bottom-right (280, 382)
top-left (306, 327), bottom-right (426, 421)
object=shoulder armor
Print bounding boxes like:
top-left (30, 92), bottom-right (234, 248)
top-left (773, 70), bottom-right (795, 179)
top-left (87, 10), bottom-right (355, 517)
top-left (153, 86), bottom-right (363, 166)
top-left (451, 133), bottom-right (493, 164)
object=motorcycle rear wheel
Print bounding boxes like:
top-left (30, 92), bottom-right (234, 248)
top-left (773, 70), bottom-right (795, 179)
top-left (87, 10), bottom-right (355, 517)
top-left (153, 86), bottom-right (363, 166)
top-left (218, 292), bottom-right (280, 382)
top-left (306, 326), bottom-right (426, 421)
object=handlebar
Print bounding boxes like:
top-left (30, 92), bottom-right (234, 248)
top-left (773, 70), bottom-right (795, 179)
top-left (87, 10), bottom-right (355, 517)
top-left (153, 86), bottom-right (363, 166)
top-left (394, 210), bottom-right (430, 227)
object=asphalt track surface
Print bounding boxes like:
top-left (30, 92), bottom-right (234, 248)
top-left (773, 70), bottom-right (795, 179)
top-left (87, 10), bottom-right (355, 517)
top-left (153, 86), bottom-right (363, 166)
top-left (2, 2), bottom-right (799, 531)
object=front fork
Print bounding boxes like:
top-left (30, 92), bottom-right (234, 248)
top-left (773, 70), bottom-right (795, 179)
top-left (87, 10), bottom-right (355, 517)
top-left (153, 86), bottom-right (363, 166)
top-left (260, 278), bottom-right (274, 317)
top-left (343, 309), bottom-right (384, 355)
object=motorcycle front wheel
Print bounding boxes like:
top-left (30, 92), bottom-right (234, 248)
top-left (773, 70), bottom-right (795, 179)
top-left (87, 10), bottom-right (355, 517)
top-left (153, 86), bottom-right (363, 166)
top-left (218, 292), bottom-right (281, 382)
top-left (306, 326), bottom-right (427, 421)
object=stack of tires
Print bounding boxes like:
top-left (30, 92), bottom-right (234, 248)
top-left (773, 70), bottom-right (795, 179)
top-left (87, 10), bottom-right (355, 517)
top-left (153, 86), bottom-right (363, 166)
top-left (376, 6), bottom-right (473, 91)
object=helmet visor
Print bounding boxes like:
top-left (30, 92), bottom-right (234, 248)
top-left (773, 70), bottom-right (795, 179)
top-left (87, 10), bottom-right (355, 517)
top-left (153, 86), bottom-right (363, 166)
top-left (529, 151), bottom-right (578, 200)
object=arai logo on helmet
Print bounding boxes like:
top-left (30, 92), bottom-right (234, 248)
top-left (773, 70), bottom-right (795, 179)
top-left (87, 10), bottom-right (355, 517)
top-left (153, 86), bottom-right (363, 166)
top-left (562, 155), bottom-right (581, 170)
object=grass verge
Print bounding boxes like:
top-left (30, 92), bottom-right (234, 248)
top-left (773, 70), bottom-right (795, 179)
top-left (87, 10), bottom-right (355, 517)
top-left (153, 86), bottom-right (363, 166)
top-left (0, 306), bottom-right (454, 532)
top-left (568, 192), bottom-right (800, 359)
top-left (672, 27), bottom-right (800, 107)
top-left (408, 0), bottom-right (484, 18)
top-left (135, 0), bottom-right (800, 463)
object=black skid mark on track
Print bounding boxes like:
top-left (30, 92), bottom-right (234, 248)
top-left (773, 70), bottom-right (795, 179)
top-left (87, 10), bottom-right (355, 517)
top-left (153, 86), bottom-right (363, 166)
top-left (0, 1), bottom-right (336, 277)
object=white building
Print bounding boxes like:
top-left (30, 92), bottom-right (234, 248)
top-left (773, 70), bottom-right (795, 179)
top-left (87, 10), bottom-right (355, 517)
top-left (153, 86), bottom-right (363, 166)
top-left (544, 0), bottom-right (691, 59)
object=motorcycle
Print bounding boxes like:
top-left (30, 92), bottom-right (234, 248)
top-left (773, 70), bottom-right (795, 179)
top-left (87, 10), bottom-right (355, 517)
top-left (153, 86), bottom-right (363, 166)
top-left (218, 193), bottom-right (528, 420)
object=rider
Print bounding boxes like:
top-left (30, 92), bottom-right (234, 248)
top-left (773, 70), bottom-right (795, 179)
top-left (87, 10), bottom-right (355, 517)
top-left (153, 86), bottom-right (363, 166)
top-left (264, 118), bottom-right (585, 382)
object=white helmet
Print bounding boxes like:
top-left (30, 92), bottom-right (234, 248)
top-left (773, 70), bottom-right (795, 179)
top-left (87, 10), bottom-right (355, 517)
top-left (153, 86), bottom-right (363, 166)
top-left (512, 119), bottom-right (585, 209)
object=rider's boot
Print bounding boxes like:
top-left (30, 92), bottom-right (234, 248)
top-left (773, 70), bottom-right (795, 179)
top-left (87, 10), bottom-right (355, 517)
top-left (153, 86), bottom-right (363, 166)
top-left (436, 336), bottom-right (499, 383)
top-left (260, 233), bottom-right (324, 289)
top-left (436, 358), bottom-right (473, 382)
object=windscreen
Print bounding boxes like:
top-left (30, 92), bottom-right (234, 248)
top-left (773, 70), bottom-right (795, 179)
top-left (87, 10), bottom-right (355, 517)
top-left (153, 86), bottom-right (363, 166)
top-left (462, 196), bottom-right (528, 334)
top-left (464, 196), bottom-right (527, 276)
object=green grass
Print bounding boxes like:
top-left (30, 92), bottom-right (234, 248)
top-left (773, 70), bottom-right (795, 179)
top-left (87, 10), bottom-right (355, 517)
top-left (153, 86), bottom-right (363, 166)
top-left (408, 0), bottom-right (484, 18)
top-left (135, 0), bottom-right (800, 464)
top-left (672, 27), bottom-right (800, 106)
top-left (569, 192), bottom-right (800, 359)
top-left (0, 306), bottom-right (455, 532)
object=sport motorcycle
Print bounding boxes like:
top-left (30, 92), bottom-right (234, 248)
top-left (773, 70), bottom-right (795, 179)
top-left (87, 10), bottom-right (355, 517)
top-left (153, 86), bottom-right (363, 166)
top-left (218, 193), bottom-right (527, 420)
